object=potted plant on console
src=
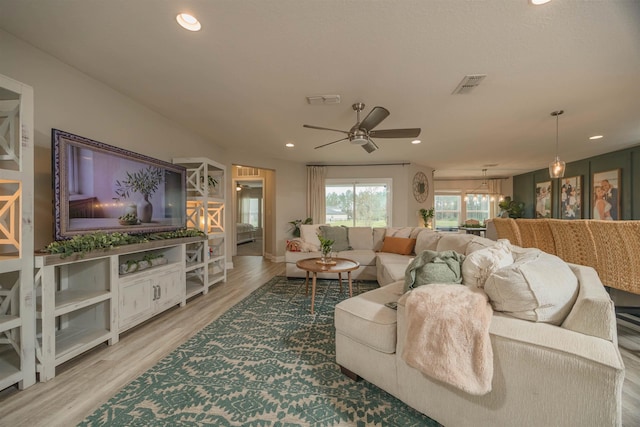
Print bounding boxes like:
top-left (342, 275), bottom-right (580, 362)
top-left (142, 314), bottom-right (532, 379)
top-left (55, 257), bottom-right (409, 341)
top-left (115, 166), bottom-right (164, 223)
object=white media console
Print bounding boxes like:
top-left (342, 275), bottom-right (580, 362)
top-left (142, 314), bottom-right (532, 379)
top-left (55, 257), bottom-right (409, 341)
top-left (34, 236), bottom-right (214, 381)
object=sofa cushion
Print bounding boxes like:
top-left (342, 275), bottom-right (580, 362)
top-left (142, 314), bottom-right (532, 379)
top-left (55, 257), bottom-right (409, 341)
top-left (376, 252), bottom-right (413, 286)
top-left (319, 225), bottom-right (351, 251)
top-left (436, 233), bottom-right (475, 254)
top-left (335, 281), bottom-right (405, 354)
top-left (484, 249), bottom-right (579, 325)
top-left (385, 227), bottom-right (414, 238)
top-left (348, 227), bottom-right (374, 250)
top-left (462, 240), bottom-right (514, 288)
top-left (380, 236), bottom-right (416, 255)
top-left (373, 228), bottom-right (386, 251)
top-left (414, 229), bottom-right (442, 254)
top-left (299, 223), bottom-right (326, 251)
top-left (337, 249), bottom-right (377, 267)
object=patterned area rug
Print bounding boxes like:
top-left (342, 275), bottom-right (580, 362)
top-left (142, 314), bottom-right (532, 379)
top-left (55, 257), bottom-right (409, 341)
top-left (79, 276), bottom-right (440, 426)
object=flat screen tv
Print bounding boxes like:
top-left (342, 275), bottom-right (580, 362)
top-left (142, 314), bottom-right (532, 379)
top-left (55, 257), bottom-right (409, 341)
top-left (52, 129), bottom-right (187, 240)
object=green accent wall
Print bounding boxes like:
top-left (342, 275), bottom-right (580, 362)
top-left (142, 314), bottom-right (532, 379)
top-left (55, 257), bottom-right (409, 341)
top-left (513, 145), bottom-right (640, 220)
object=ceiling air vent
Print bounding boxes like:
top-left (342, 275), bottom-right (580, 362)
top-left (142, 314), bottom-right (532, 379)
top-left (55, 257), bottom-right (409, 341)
top-left (452, 74), bottom-right (487, 95)
top-left (306, 95), bottom-right (341, 105)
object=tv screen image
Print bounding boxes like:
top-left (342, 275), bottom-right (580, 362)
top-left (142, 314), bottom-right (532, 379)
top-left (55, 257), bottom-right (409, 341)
top-left (52, 129), bottom-right (187, 240)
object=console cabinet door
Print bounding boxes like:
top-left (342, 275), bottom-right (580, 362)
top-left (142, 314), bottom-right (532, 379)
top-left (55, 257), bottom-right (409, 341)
top-left (119, 277), bottom-right (154, 331)
top-left (155, 268), bottom-right (183, 312)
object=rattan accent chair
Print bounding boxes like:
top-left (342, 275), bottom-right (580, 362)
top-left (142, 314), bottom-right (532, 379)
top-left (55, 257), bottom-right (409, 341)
top-left (492, 218), bottom-right (522, 246)
top-left (516, 219), bottom-right (557, 255)
top-left (588, 220), bottom-right (640, 294)
top-left (546, 220), bottom-right (597, 271)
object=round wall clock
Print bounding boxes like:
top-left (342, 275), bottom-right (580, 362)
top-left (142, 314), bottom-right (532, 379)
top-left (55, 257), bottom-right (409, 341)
top-left (412, 171), bottom-right (429, 203)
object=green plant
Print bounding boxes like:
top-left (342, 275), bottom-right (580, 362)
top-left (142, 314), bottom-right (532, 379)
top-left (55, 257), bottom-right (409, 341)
top-left (115, 166), bottom-right (164, 201)
top-left (419, 208), bottom-right (435, 226)
top-left (498, 196), bottom-right (525, 218)
top-left (201, 175), bottom-right (218, 189)
top-left (317, 233), bottom-right (334, 256)
top-left (288, 217), bottom-right (312, 237)
top-left (43, 228), bottom-right (205, 258)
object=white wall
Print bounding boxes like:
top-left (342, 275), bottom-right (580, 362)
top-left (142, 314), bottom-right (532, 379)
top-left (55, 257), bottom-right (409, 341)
top-left (0, 30), bottom-right (228, 250)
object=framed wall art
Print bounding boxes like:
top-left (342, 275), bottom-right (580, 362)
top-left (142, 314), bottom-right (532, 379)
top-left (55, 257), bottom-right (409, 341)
top-left (592, 169), bottom-right (620, 220)
top-left (535, 180), bottom-right (552, 218)
top-left (560, 176), bottom-right (582, 219)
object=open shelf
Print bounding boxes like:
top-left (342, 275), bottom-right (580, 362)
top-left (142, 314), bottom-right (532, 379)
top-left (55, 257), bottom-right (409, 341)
top-left (54, 327), bottom-right (112, 365)
top-left (0, 315), bottom-right (21, 334)
top-left (0, 344), bottom-right (21, 390)
top-left (52, 290), bottom-right (111, 317)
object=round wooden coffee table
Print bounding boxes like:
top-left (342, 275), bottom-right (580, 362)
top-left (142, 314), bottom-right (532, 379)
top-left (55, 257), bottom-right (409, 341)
top-left (295, 257), bottom-right (360, 314)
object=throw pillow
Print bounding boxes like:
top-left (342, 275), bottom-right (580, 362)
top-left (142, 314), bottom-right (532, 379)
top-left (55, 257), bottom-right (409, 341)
top-left (319, 225), bottom-right (351, 252)
top-left (286, 239), bottom-right (302, 252)
top-left (462, 240), bottom-right (514, 288)
top-left (299, 224), bottom-right (326, 251)
top-left (484, 249), bottom-right (579, 325)
top-left (404, 250), bottom-right (466, 292)
top-left (380, 236), bottom-right (416, 255)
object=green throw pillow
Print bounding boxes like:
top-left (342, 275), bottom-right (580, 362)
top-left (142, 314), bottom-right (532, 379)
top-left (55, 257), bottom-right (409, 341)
top-left (319, 226), bottom-right (351, 252)
top-left (404, 250), bottom-right (465, 293)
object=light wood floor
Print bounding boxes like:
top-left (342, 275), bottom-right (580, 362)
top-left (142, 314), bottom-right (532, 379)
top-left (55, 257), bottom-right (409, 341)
top-left (0, 257), bottom-right (638, 427)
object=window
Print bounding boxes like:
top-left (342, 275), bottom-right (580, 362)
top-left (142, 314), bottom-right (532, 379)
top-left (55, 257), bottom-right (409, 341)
top-left (434, 194), bottom-right (461, 230)
top-left (325, 179), bottom-right (391, 227)
top-left (465, 194), bottom-right (491, 223)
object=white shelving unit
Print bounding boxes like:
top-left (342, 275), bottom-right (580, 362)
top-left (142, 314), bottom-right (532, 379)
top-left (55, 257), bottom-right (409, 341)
top-left (0, 74), bottom-right (35, 391)
top-left (173, 157), bottom-right (227, 299)
top-left (34, 236), bottom-right (204, 382)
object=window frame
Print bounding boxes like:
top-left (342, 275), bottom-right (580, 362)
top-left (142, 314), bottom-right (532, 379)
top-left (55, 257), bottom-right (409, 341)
top-left (325, 178), bottom-right (393, 227)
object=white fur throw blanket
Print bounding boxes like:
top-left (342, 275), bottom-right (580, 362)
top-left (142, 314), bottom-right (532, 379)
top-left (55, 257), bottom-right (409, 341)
top-left (401, 284), bottom-right (494, 395)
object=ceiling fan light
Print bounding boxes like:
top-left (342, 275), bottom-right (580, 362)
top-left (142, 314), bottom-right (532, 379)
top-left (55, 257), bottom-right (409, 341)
top-left (350, 135), bottom-right (368, 145)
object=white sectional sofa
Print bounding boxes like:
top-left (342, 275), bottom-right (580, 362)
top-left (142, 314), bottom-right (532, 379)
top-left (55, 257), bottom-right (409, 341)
top-left (334, 245), bottom-right (625, 426)
top-left (285, 225), bottom-right (494, 285)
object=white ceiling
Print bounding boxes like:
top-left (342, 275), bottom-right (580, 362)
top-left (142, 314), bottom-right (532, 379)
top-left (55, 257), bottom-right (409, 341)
top-left (1, 0), bottom-right (639, 179)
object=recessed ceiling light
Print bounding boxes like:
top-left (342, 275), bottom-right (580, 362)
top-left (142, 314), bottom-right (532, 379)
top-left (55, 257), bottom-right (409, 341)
top-left (285, 143), bottom-right (295, 148)
top-left (589, 135), bottom-right (604, 140)
top-left (411, 139), bottom-right (421, 145)
top-left (176, 13), bottom-right (201, 31)
top-left (530, 0), bottom-right (551, 5)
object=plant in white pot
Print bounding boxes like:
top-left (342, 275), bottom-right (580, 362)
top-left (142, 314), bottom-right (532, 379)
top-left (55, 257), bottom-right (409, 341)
top-left (115, 166), bottom-right (164, 223)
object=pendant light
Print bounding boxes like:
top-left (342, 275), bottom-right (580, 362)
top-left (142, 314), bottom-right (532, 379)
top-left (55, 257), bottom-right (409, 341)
top-left (549, 110), bottom-right (566, 178)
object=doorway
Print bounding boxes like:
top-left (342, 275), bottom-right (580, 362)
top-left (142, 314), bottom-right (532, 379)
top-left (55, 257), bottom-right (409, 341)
top-left (234, 179), bottom-right (264, 256)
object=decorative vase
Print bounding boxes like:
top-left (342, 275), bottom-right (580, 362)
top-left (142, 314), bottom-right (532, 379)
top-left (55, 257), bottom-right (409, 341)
top-left (321, 246), bottom-right (333, 264)
top-left (140, 196), bottom-right (153, 223)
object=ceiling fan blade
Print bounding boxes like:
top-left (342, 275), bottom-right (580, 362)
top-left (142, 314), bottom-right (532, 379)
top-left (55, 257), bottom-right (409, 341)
top-left (303, 124), bottom-right (349, 134)
top-left (362, 139), bottom-right (379, 153)
top-left (368, 128), bottom-right (421, 138)
top-left (358, 106), bottom-right (390, 131)
top-left (314, 137), bottom-right (348, 149)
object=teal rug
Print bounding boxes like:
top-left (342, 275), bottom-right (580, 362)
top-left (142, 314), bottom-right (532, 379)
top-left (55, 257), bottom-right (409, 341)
top-left (79, 276), bottom-right (440, 426)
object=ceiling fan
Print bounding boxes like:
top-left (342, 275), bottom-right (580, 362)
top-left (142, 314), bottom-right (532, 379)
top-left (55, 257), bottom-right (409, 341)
top-left (303, 102), bottom-right (421, 153)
